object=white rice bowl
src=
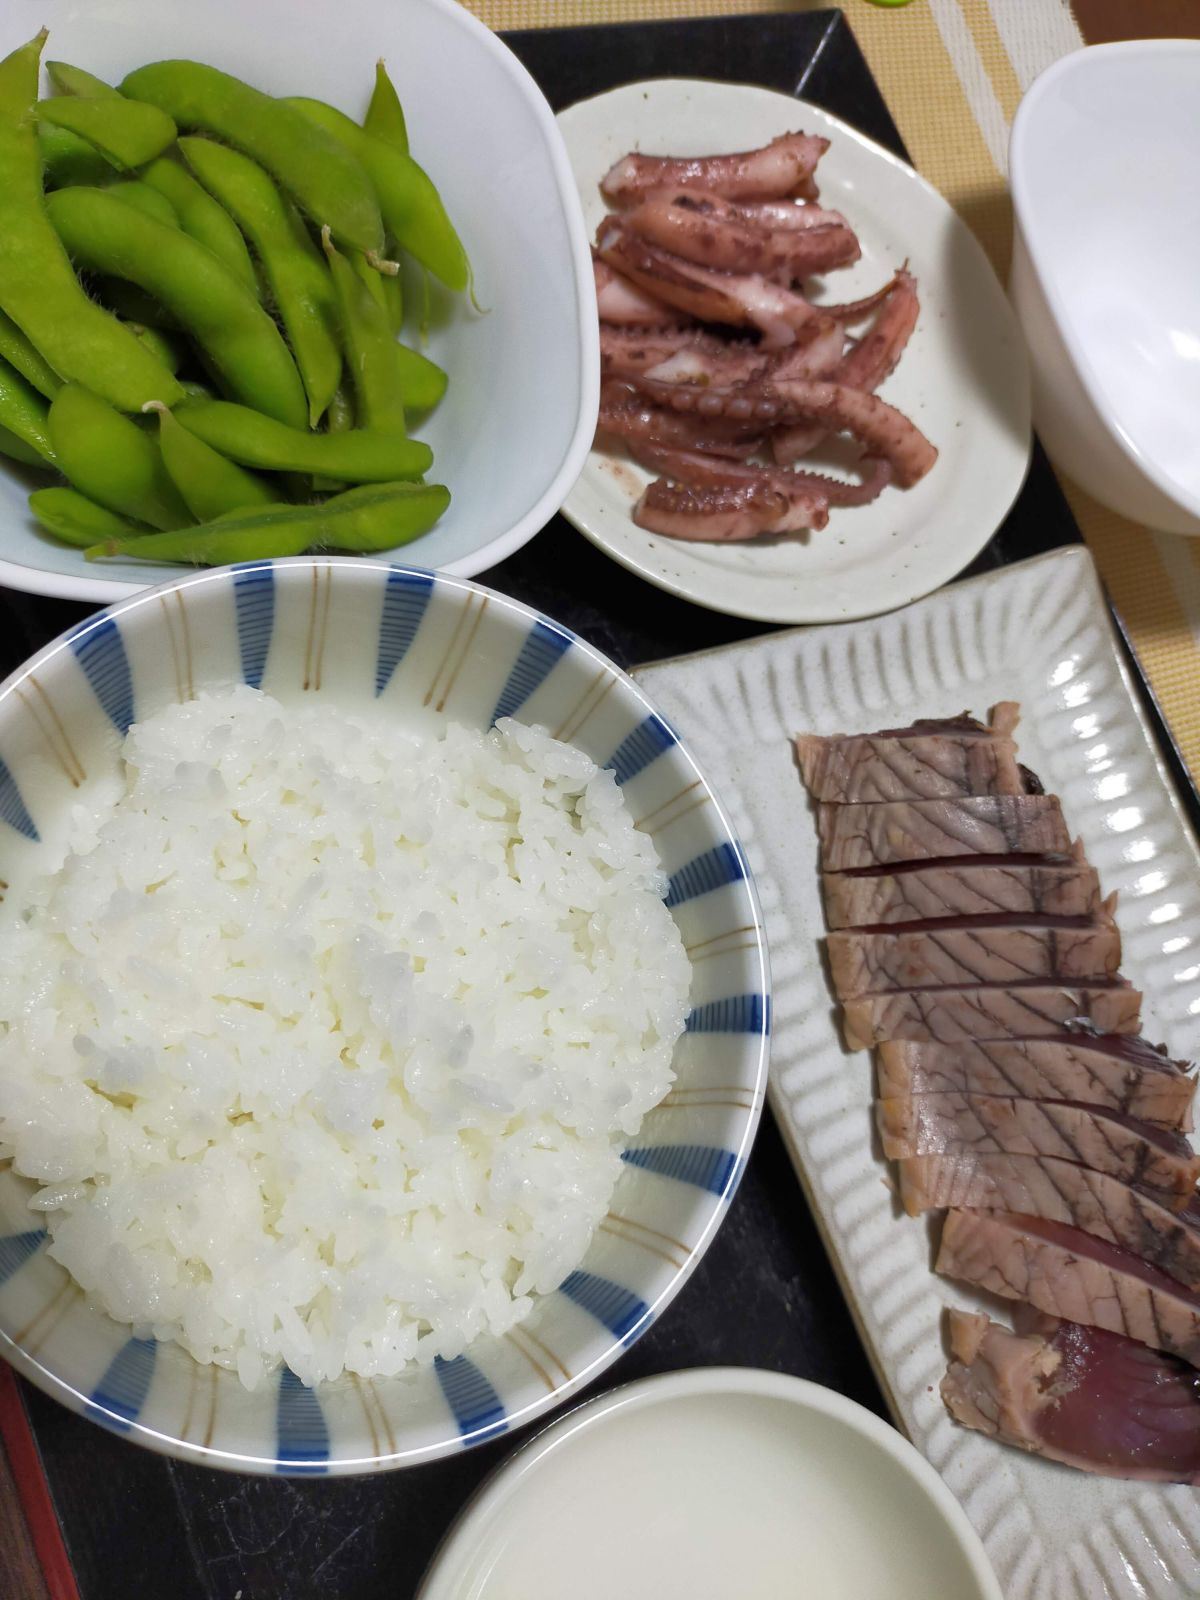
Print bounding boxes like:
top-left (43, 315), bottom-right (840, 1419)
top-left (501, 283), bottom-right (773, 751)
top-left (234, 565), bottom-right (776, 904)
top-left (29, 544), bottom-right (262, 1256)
top-left (0, 686), bottom-right (690, 1390)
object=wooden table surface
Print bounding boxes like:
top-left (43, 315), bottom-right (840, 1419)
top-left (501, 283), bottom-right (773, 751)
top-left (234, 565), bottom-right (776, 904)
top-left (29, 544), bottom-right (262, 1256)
top-left (1074, 0), bottom-right (1200, 42)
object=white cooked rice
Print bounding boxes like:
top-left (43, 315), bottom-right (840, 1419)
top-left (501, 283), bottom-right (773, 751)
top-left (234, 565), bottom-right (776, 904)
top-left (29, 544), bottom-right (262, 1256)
top-left (0, 686), bottom-right (690, 1389)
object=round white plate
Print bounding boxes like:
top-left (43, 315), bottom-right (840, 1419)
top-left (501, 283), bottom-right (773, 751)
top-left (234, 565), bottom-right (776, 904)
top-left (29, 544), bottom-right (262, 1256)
top-left (417, 1367), bottom-right (1003, 1600)
top-left (557, 79), bottom-right (1032, 625)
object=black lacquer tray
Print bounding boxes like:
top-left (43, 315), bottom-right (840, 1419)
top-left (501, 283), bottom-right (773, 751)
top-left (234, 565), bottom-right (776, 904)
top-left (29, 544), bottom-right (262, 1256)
top-left (5, 13), bottom-right (1193, 1599)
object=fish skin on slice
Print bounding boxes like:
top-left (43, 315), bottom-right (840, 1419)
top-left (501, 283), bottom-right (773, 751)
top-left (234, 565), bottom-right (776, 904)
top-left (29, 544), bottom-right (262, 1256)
top-left (941, 1309), bottom-right (1200, 1483)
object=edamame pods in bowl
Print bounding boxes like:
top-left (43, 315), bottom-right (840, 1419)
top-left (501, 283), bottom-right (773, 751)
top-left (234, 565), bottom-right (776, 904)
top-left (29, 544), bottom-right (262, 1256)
top-left (0, 0), bottom-right (598, 601)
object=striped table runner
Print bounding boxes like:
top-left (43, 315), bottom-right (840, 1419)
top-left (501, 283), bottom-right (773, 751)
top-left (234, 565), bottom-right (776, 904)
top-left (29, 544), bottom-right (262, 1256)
top-left (465, 0), bottom-right (1200, 781)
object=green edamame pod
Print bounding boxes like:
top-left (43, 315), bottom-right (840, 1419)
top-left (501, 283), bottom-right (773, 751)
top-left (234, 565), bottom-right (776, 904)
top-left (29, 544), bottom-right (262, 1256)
top-left (364, 62), bottom-right (408, 154)
top-left (416, 264), bottom-right (432, 342)
top-left (324, 229), bottom-right (407, 436)
top-left (352, 249), bottom-right (390, 317)
top-left (310, 480), bottom-right (448, 551)
top-left (29, 486), bottom-right (149, 548)
top-left (0, 356), bottom-right (55, 464)
top-left (0, 32), bottom-right (182, 411)
top-left (120, 61), bottom-right (387, 259)
top-left (379, 263), bottom-right (404, 334)
top-left (0, 310), bottom-right (61, 399)
top-left (0, 422), bottom-right (45, 468)
top-left (46, 187), bottom-right (307, 429)
top-left (311, 378), bottom-right (353, 493)
top-left (279, 200), bottom-right (334, 372)
top-left (176, 400), bottom-right (431, 481)
top-left (90, 504), bottom-right (313, 564)
top-left (90, 478), bottom-right (449, 565)
top-left (94, 277), bottom-right (178, 330)
top-left (107, 179), bottom-right (178, 228)
top-left (37, 120), bottom-right (114, 187)
top-left (140, 156), bottom-right (260, 298)
top-left (37, 96), bottom-right (176, 171)
top-left (285, 97), bottom-right (467, 291)
top-left (45, 61), bottom-right (119, 99)
top-left (178, 137), bottom-right (340, 426)
top-left (326, 382), bottom-right (353, 433)
top-left (49, 383), bottom-right (191, 529)
top-left (179, 379), bottom-right (215, 402)
top-left (126, 323), bottom-right (184, 373)
top-left (145, 400), bottom-right (275, 521)
top-left (394, 343), bottom-right (447, 414)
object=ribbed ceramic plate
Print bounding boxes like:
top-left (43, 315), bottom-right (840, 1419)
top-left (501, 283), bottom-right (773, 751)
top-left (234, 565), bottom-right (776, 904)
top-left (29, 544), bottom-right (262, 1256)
top-left (558, 78), bottom-right (1031, 625)
top-left (633, 546), bottom-right (1200, 1600)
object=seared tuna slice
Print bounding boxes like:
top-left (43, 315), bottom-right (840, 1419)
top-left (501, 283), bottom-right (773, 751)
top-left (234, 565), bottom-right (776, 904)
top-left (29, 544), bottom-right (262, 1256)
top-left (900, 1154), bottom-right (1200, 1290)
top-left (936, 1211), bottom-right (1200, 1368)
top-left (794, 704), bottom-right (1024, 802)
top-left (841, 981), bottom-right (1141, 1051)
top-left (818, 795), bottom-right (1071, 871)
top-left (827, 915), bottom-right (1121, 998)
top-left (822, 848), bottom-right (1101, 930)
top-left (878, 1093), bottom-right (1200, 1206)
top-left (877, 1036), bottom-right (1195, 1129)
top-left (941, 1309), bottom-right (1200, 1482)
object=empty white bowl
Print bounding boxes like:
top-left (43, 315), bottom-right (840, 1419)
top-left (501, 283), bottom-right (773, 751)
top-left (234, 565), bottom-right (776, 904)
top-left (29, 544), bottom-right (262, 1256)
top-left (0, 0), bottom-right (598, 601)
top-left (417, 1367), bottom-right (1003, 1600)
top-left (1009, 41), bottom-right (1200, 534)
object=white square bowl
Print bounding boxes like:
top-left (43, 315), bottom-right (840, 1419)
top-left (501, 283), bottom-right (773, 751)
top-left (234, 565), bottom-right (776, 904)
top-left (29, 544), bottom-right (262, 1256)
top-left (1010, 41), bottom-right (1200, 534)
top-left (0, 0), bottom-right (599, 601)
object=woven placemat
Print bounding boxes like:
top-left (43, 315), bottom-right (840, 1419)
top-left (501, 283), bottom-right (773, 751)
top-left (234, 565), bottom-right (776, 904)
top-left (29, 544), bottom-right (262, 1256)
top-left (465, 0), bottom-right (1200, 781)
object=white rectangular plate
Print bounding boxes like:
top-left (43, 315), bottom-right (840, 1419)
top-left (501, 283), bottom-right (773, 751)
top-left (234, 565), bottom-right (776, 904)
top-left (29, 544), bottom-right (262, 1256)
top-left (633, 547), bottom-right (1200, 1600)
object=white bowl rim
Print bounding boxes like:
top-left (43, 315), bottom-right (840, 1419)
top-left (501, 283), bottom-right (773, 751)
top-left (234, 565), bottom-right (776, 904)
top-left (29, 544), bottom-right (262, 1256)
top-left (1009, 38), bottom-right (1200, 524)
top-left (0, 0), bottom-right (600, 605)
top-left (429, 0), bottom-right (599, 576)
top-left (417, 1364), bottom-right (1004, 1600)
top-left (0, 555), bottom-right (771, 1474)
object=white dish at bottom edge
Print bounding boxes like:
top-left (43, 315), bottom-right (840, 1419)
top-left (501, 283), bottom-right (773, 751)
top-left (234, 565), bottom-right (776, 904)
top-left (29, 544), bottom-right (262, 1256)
top-left (417, 1366), bottom-right (1001, 1600)
top-left (633, 546), bottom-right (1200, 1600)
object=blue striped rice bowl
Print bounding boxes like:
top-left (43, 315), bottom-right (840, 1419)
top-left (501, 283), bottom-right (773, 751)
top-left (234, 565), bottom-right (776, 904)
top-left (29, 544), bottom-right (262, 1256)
top-left (0, 557), bottom-right (769, 1474)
